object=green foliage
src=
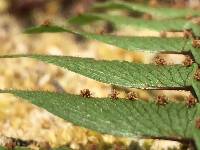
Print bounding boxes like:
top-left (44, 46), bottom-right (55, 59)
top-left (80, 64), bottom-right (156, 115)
top-left (194, 132), bottom-right (200, 150)
top-left (25, 25), bottom-right (200, 64)
top-left (0, 146), bottom-right (71, 150)
top-left (92, 1), bottom-right (200, 19)
top-left (1, 0), bottom-right (200, 149)
top-left (24, 25), bottom-right (68, 33)
top-left (68, 13), bottom-right (200, 36)
top-left (10, 148), bottom-right (33, 150)
top-left (0, 146), bottom-right (31, 150)
top-left (0, 55), bottom-right (197, 89)
top-left (53, 147), bottom-right (72, 150)
top-left (25, 25), bottom-right (193, 52)
top-left (0, 90), bottom-right (199, 140)
top-left (192, 81), bottom-right (200, 102)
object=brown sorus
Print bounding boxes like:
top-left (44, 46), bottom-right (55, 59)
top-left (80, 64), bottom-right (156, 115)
top-left (183, 29), bottom-right (194, 39)
top-left (186, 94), bottom-right (197, 108)
top-left (42, 19), bottom-right (51, 26)
top-left (75, 4), bottom-right (85, 15)
top-left (192, 39), bottom-right (200, 48)
top-left (80, 89), bottom-right (92, 98)
top-left (127, 91), bottom-right (138, 100)
top-left (154, 55), bottom-right (167, 65)
top-left (109, 89), bottom-right (119, 99)
top-left (186, 15), bottom-right (193, 20)
top-left (98, 29), bottom-right (105, 35)
top-left (143, 14), bottom-right (152, 20)
top-left (195, 117), bottom-right (200, 129)
top-left (97, 23), bottom-right (115, 34)
top-left (160, 31), bottom-right (167, 38)
top-left (194, 69), bottom-right (200, 80)
top-left (183, 56), bottom-right (193, 66)
top-left (156, 95), bottom-right (168, 106)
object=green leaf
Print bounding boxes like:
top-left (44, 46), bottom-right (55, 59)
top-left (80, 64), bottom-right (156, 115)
top-left (68, 13), bottom-right (200, 36)
top-left (0, 55), bottom-right (197, 89)
top-left (0, 90), bottom-right (199, 142)
top-left (0, 146), bottom-right (72, 150)
top-left (24, 25), bottom-right (69, 33)
top-left (74, 34), bottom-right (191, 53)
top-left (54, 146), bottom-right (72, 150)
top-left (93, 1), bottom-right (200, 19)
top-left (0, 146), bottom-right (31, 150)
top-left (192, 80), bottom-right (200, 102)
top-left (194, 132), bottom-right (200, 150)
top-left (14, 148), bottom-right (31, 150)
top-left (25, 25), bottom-right (195, 53)
top-left (24, 25), bottom-right (200, 68)
top-left (191, 47), bottom-right (200, 65)
top-left (24, 25), bottom-right (200, 66)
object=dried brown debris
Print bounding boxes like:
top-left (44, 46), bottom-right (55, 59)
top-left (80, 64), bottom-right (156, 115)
top-left (4, 137), bottom-right (38, 149)
top-left (4, 138), bottom-right (16, 150)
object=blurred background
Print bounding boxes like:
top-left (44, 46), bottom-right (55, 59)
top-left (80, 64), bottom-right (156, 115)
top-left (0, 0), bottom-right (200, 149)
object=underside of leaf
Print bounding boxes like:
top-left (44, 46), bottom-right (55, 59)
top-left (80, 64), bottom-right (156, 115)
top-left (68, 13), bottom-right (200, 36)
top-left (0, 90), bottom-right (199, 141)
top-left (25, 25), bottom-right (195, 53)
top-left (0, 55), bottom-right (197, 89)
top-left (92, 1), bottom-right (200, 19)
